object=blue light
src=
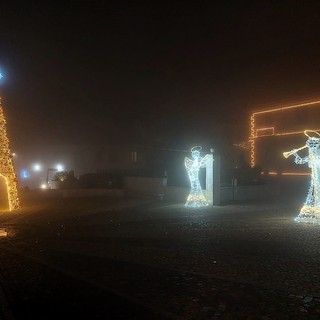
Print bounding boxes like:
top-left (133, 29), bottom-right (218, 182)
top-left (20, 169), bottom-right (29, 180)
top-left (0, 73), bottom-right (3, 80)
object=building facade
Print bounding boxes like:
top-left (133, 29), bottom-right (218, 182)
top-left (249, 100), bottom-right (320, 175)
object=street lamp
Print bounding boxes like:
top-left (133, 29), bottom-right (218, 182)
top-left (56, 164), bottom-right (64, 172)
top-left (33, 163), bottom-right (42, 172)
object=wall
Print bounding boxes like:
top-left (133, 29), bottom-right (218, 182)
top-left (124, 177), bottom-right (167, 198)
top-left (124, 177), bottom-right (286, 203)
top-left (22, 188), bottom-right (124, 199)
top-left (165, 184), bottom-right (283, 203)
top-left (19, 176), bottom-right (309, 203)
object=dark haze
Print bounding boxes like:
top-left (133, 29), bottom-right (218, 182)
top-left (1, 1), bottom-right (320, 148)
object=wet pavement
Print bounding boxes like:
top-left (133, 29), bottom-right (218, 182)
top-left (0, 196), bottom-right (320, 319)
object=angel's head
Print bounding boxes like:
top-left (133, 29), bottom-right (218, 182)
top-left (305, 130), bottom-right (320, 151)
top-left (191, 146), bottom-right (202, 159)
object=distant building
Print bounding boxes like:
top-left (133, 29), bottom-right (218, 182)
top-left (249, 100), bottom-right (320, 175)
top-left (14, 144), bottom-right (152, 189)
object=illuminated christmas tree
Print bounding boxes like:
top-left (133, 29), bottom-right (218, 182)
top-left (0, 98), bottom-right (20, 210)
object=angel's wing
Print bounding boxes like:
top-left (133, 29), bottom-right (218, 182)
top-left (184, 157), bottom-right (193, 169)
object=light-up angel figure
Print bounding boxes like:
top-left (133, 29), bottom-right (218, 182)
top-left (283, 130), bottom-right (320, 223)
top-left (185, 146), bottom-right (212, 208)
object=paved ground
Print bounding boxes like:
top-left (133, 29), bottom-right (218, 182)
top-left (0, 195), bottom-right (320, 319)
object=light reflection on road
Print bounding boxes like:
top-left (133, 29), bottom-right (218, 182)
top-left (0, 228), bottom-right (8, 237)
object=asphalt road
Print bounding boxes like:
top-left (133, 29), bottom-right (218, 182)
top-left (0, 195), bottom-right (319, 319)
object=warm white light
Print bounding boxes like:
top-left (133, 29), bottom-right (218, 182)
top-left (56, 164), bottom-right (64, 172)
top-left (0, 228), bottom-right (7, 237)
top-left (185, 146), bottom-right (213, 208)
top-left (0, 103), bottom-right (20, 210)
top-left (250, 100), bottom-right (320, 167)
top-left (283, 130), bottom-right (320, 223)
top-left (41, 183), bottom-right (47, 189)
top-left (33, 163), bottom-right (41, 171)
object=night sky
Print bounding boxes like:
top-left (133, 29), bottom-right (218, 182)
top-left (1, 1), bottom-right (320, 149)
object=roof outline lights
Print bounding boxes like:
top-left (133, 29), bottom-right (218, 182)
top-left (255, 127), bottom-right (275, 138)
top-left (249, 100), bottom-right (320, 167)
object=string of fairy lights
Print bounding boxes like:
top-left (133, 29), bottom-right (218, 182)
top-left (283, 130), bottom-right (320, 223)
top-left (184, 146), bottom-right (212, 208)
top-left (0, 100), bottom-right (20, 211)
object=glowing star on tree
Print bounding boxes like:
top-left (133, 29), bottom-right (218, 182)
top-left (283, 130), bottom-right (320, 223)
top-left (185, 146), bottom-right (212, 208)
